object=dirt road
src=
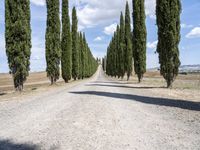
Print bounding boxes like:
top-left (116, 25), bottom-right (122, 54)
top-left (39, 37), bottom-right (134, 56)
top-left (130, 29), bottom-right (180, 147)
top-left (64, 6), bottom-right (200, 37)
top-left (0, 67), bottom-right (199, 150)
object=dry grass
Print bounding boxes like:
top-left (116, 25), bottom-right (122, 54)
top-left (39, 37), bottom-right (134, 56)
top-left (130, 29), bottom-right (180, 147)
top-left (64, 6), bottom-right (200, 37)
top-left (142, 71), bottom-right (200, 90)
top-left (105, 71), bottom-right (200, 101)
top-left (0, 71), bottom-right (200, 101)
top-left (0, 72), bottom-right (65, 93)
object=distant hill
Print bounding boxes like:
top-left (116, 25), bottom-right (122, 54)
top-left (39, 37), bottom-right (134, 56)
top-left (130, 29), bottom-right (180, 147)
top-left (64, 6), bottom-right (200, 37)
top-left (179, 65), bottom-right (200, 73)
top-left (148, 64), bottom-right (200, 73)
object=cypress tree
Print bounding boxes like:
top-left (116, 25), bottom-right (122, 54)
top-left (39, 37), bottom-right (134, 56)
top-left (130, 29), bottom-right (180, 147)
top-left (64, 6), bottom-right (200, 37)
top-left (113, 32), bottom-right (117, 77)
top-left (83, 34), bottom-right (88, 78)
top-left (5, 0), bottom-right (31, 91)
top-left (72, 7), bottom-right (79, 80)
top-left (45, 0), bottom-right (61, 85)
top-left (78, 32), bottom-right (82, 79)
top-left (119, 12), bottom-right (125, 79)
top-left (82, 33), bottom-right (87, 78)
top-left (80, 33), bottom-right (85, 79)
top-left (102, 58), bottom-right (105, 71)
top-left (124, 2), bottom-right (133, 80)
top-left (132, 0), bottom-right (147, 82)
top-left (156, 0), bottom-right (181, 88)
top-left (61, 0), bottom-right (72, 83)
top-left (116, 25), bottom-right (120, 78)
top-left (106, 45), bottom-right (111, 76)
top-left (102, 56), bottom-right (106, 72)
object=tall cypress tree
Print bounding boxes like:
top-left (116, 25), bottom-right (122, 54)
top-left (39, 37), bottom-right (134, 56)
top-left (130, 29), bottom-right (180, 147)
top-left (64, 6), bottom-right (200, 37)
top-left (72, 7), bottom-right (79, 80)
top-left (78, 32), bottom-right (82, 79)
top-left (5, 0), bottom-right (31, 91)
top-left (132, 0), bottom-right (147, 82)
top-left (80, 32), bottom-right (85, 79)
top-left (45, 0), bottom-right (61, 85)
top-left (119, 12), bottom-right (125, 78)
top-left (125, 2), bottom-right (133, 80)
top-left (61, 0), bottom-right (72, 83)
top-left (156, 0), bottom-right (181, 88)
top-left (102, 58), bottom-right (105, 71)
top-left (113, 32), bottom-right (117, 77)
top-left (82, 34), bottom-right (86, 77)
top-left (116, 25), bottom-right (120, 78)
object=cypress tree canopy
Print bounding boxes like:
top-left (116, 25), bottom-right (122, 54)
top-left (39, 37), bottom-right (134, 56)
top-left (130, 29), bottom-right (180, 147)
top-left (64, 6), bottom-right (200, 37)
top-left (72, 7), bottom-right (79, 80)
top-left (61, 0), bottom-right (72, 83)
top-left (106, 3), bottom-right (133, 80)
top-left (132, 0), bottom-right (147, 82)
top-left (5, 0), bottom-right (31, 91)
top-left (124, 2), bottom-right (133, 80)
top-left (119, 12), bottom-right (125, 78)
top-left (79, 32), bottom-right (85, 79)
top-left (156, 0), bottom-right (181, 88)
top-left (77, 32), bottom-right (82, 79)
top-left (45, 0), bottom-right (61, 85)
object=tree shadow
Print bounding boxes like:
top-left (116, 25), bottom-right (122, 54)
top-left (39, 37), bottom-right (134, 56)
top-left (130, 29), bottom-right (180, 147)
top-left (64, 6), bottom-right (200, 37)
top-left (91, 81), bottom-right (130, 85)
top-left (86, 84), bottom-right (164, 89)
top-left (0, 92), bottom-right (6, 96)
top-left (70, 91), bottom-right (200, 111)
top-left (0, 139), bottom-right (40, 150)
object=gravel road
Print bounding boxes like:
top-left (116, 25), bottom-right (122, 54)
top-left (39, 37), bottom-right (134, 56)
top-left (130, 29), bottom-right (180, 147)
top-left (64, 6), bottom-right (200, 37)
top-left (0, 67), bottom-right (200, 150)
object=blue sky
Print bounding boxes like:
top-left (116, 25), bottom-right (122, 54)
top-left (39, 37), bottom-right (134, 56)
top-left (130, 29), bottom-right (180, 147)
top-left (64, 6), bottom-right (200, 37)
top-left (0, 0), bottom-right (200, 73)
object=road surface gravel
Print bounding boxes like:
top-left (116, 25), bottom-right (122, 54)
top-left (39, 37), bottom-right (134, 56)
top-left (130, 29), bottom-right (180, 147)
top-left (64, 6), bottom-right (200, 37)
top-left (0, 67), bottom-right (199, 150)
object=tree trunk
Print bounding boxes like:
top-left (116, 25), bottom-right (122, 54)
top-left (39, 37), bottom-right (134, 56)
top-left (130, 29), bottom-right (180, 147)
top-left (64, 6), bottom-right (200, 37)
top-left (167, 79), bottom-right (173, 88)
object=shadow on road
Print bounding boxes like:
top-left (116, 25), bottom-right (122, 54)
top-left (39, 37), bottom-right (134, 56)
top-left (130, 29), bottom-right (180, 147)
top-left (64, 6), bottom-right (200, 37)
top-left (70, 91), bottom-right (200, 111)
top-left (0, 139), bottom-right (39, 150)
top-left (86, 84), bottom-right (164, 89)
top-left (91, 81), bottom-right (133, 85)
top-left (0, 92), bottom-right (6, 96)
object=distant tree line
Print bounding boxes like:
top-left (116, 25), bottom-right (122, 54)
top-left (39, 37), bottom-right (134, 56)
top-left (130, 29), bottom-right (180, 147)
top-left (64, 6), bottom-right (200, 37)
top-left (104, 0), bottom-right (181, 88)
top-left (5, 0), bottom-right (98, 91)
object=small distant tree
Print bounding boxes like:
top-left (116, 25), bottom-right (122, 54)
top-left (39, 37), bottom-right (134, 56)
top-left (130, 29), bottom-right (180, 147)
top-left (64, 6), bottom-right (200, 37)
top-left (61, 0), bottom-right (72, 83)
top-left (5, 0), bottom-right (31, 91)
top-left (156, 0), bottom-right (181, 88)
top-left (45, 0), bottom-right (61, 85)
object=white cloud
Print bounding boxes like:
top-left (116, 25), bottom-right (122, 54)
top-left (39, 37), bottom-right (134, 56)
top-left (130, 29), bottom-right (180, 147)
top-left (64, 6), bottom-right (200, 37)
top-left (72, 0), bottom-right (156, 29)
top-left (186, 27), bottom-right (200, 38)
top-left (104, 23), bottom-right (117, 35)
top-left (145, 0), bottom-right (156, 19)
top-left (30, 0), bottom-right (45, 6)
top-left (29, 0), bottom-right (156, 29)
top-left (181, 23), bottom-right (193, 29)
top-left (94, 36), bottom-right (104, 42)
top-left (147, 53), bottom-right (159, 69)
top-left (147, 40), bottom-right (158, 49)
top-left (32, 56), bottom-right (41, 60)
top-left (76, 4), bottom-right (120, 29)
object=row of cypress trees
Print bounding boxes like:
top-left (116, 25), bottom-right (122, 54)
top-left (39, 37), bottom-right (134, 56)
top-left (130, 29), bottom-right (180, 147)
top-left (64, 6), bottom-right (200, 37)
top-left (106, 1), bottom-right (141, 81)
top-left (5, 0), bottom-right (98, 90)
top-left (104, 0), bottom-right (181, 88)
top-left (46, 0), bottom-right (98, 85)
